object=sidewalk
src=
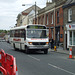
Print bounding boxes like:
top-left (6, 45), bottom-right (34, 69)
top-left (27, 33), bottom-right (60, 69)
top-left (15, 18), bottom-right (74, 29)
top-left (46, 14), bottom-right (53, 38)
top-left (48, 48), bottom-right (69, 55)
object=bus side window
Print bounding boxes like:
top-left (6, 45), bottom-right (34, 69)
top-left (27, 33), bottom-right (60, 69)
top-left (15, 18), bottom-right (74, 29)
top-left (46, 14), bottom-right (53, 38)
top-left (23, 30), bottom-right (26, 40)
top-left (20, 29), bottom-right (23, 37)
top-left (20, 29), bottom-right (26, 40)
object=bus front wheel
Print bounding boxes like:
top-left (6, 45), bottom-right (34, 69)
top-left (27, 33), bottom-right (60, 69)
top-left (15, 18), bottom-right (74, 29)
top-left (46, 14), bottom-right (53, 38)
top-left (44, 49), bottom-right (48, 54)
top-left (25, 47), bottom-right (29, 54)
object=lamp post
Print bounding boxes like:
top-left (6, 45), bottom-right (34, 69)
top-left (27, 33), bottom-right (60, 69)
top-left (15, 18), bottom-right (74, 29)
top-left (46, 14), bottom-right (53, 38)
top-left (35, 2), bottom-right (36, 24)
top-left (22, 2), bottom-right (36, 24)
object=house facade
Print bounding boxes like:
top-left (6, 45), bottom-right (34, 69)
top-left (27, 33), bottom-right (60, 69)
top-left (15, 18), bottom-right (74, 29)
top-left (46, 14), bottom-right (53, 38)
top-left (63, 0), bottom-right (75, 50)
top-left (16, 14), bottom-right (22, 27)
top-left (16, 5), bottom-right (40, 27)
top-left (28, 9), bottom-right (39, 24)
top-left (38, 0), bottom-right (66, 47)
top-left (28, 10), bottom-right (35, 24)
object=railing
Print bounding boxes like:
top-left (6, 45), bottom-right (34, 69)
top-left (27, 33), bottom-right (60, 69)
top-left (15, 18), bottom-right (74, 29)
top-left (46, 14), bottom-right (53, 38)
top-left (0, 49), bottom-right (18, 75)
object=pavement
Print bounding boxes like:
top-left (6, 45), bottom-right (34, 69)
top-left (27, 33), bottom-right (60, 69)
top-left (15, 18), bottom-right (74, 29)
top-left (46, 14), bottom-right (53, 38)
top-left (48, 48), bottom-right (69, 55)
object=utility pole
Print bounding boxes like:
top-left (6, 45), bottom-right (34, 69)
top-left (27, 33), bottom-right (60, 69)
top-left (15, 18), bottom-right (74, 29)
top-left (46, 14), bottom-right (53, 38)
top-left (35, 2), bottom-right (36, 24)
top-left (22, 2), bottom-right (36, 24)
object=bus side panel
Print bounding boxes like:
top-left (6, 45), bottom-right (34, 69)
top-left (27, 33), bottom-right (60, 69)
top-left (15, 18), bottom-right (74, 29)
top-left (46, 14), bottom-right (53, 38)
top-left (21, 43), bottom-right (25, 50)
top-left (15, 43), bottom-right (20, 49)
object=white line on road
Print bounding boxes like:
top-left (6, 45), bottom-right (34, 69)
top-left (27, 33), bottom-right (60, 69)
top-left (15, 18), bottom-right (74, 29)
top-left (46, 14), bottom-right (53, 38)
top-left (28, 55), bottom-right (40, 61)
top-left (48, 63), bottom-right (75, 75)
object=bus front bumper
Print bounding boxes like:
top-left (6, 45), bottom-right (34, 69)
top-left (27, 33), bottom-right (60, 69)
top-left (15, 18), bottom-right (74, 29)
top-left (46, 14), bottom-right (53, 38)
top-left (27, 46), bottom-right (49, 50)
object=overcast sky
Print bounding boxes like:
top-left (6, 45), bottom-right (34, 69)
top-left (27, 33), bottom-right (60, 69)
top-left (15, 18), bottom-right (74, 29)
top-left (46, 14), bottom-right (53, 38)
top-left (0, 0), bottom-right (52, 30)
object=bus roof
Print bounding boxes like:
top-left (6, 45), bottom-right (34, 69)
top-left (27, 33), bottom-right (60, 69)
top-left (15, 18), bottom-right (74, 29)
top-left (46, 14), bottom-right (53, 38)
top-left (10, 24), bottom-right (46, 30)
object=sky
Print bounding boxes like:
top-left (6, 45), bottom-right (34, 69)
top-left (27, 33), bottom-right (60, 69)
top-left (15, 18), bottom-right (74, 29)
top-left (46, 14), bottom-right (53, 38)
top-left (0, 0), bottom-right (52, 30)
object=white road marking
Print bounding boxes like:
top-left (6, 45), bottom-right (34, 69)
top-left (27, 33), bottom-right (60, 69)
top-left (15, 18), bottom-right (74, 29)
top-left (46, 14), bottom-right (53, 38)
top-left (28, 55), bottom-right (40, 61)
top-left (48, 63), bottom-right (75, 75)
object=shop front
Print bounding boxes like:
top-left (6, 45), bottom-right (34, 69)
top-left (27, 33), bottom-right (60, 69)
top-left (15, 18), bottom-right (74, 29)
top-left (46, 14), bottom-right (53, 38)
top-left (66, 24), bottom-right (75, 49)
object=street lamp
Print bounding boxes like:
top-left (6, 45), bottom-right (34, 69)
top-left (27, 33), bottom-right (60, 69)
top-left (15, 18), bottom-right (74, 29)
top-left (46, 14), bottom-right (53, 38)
top-left (35, 2), bottom-right (36, 24)
top-left (22, 4), bottom-right (25, 6)
top-left (22, 2), bottom-right (36, 24)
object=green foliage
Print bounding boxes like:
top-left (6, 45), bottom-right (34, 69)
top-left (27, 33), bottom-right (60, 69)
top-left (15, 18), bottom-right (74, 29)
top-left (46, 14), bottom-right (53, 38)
top-left (0, 30), bottom-right (9, 33)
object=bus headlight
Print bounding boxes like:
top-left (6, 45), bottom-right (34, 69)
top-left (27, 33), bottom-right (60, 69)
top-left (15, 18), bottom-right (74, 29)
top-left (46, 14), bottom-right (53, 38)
top-left (28, 42), bottom-right (32, 45)
top-left (46, 42), bottom-right (49, 45)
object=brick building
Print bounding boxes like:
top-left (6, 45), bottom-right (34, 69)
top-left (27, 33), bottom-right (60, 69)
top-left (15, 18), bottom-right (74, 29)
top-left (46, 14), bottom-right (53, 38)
top-left (37, 0), bottom-right (66, 47)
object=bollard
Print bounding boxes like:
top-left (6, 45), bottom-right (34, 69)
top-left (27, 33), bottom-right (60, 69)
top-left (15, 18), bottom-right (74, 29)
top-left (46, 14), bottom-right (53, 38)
top-left (54, 46), bottom-right (57, 51)
top-left (69, 49), bottom-right (72, 58)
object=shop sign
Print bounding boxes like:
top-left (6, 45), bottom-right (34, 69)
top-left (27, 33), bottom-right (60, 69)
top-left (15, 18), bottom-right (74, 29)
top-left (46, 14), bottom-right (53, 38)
top-left (67, 24), bottom-right (75, 30)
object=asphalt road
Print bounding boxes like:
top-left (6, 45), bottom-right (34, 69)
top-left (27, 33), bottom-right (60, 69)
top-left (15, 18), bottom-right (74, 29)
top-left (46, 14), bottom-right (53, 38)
top-left (0, 41), bottom-right (75, 75)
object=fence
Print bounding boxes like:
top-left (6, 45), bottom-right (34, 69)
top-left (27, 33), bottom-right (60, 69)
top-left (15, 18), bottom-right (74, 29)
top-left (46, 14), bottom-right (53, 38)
top-left (0, 49), bottom-right (18, 75)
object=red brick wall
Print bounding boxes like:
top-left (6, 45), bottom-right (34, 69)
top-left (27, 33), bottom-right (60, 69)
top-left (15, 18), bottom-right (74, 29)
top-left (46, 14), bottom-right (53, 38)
top-left (56, 7), bottom-right (63, 26)
top-left (38, 7), bottom-right (64, 43)
top-left (55, 7), bottom-right (64, 42)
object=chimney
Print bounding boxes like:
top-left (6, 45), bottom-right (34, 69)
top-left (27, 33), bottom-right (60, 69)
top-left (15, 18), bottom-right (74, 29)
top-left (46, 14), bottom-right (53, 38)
top-left (52, 0), bottom-right (58, 3)
top-left (46, 0), bottom-right (52, 6)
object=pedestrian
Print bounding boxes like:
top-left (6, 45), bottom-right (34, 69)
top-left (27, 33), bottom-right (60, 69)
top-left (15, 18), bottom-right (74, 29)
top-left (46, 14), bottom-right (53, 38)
top-left (49, 39), bottom-right (51, 48)
top-left (51, 39), bottom-right (54, 49)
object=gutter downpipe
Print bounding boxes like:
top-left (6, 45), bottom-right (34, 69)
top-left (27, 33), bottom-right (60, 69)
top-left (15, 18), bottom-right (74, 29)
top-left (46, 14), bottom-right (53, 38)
top-left (54, 5), bottom-right (56, 46)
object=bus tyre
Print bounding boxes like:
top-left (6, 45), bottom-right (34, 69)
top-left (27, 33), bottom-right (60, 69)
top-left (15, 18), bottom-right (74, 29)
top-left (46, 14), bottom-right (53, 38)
top-left (13, 44), bottom-right (17, 51)
top-left (44, 49), bottom-right (48, 54)
top-left (25, 47), bottom-right (29, 54)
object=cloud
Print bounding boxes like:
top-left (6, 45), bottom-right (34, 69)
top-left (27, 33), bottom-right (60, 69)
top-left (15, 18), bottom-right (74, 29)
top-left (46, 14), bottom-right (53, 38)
top-left (0, 0), bottom-right (52, 30)
top-left (0, 0), bottom-right (16, 3)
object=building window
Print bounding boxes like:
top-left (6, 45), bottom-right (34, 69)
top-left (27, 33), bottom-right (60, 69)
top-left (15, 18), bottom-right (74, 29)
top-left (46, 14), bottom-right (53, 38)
top-left (43, 16), bottom-right (44, 25)
top-left (57, 31), bottom-right (60, 41)
top-left (40, 17), bottom-right (41, 24)
top-left (69, 31), bottom-right (75, 45)
top-left (39, 17), bottom-right (41, 24)
top-left (70, 31), bottom-right (72, 45)
top-left (68, 8), bottom-right (72, 22)
top-left (73, 31), bottom-right (75, 45)
top-left (51, 29), bottom-right (53, 39)
top-left (51, 14), bottom-right (53, 24)
top-left (57, 11), bottom-right (59, 24)
top-left (47, 15), bottom-right (48, 25)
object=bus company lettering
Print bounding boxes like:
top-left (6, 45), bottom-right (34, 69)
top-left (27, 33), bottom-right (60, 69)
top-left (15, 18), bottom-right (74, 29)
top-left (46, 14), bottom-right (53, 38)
top-left (13, 39), bottom-right (21, 41)
top-left (31, 38), bottom-right (46, 40)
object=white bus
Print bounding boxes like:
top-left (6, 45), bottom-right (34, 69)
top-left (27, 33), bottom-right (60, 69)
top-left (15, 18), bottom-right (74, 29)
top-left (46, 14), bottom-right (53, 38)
top-left (10, 24), bottom-right (49, 54)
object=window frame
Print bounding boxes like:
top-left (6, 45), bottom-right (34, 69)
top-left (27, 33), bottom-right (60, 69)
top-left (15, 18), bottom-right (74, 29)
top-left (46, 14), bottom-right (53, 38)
top-left (46, 15), bottom-right (48, 25)
top-left (69, 31), bottom-right (75, 45)
top-left (57, 11), bottom-right (59, 24)
top-left (68, 8), bottom-right (72, 22)
top-left (51, 13), bottom-right (53, 24)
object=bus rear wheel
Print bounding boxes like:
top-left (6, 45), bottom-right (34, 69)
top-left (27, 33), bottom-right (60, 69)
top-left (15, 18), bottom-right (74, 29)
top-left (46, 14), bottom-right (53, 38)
top-left (13, 44), bottom-right (17, 51)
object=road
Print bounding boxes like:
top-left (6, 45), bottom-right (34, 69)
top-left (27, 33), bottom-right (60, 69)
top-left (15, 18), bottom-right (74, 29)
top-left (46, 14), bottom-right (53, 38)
top-left (0, 42), bottom-right (75, 75)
